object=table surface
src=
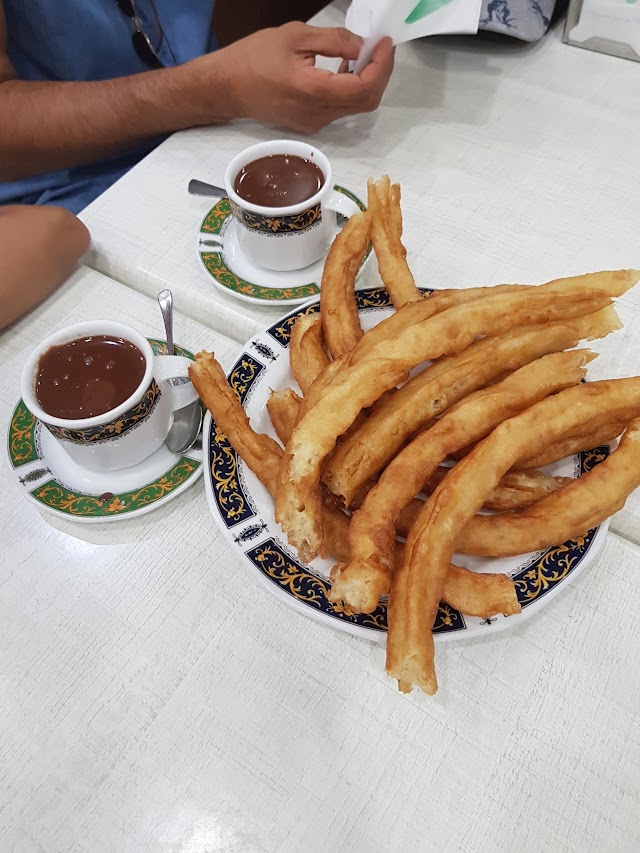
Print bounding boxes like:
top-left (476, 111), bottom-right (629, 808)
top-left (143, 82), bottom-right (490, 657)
top-left (6, 3), bottom-right (640, 851)
top-left (80, 3), bottom-right (640, 345)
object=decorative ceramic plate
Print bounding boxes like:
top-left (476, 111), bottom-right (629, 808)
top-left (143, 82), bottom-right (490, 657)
top-left (203, 288), bottom-right (610, 642)
top-left (197, 185), bottom-right (371, 306)
top-left (8, 339), bottom-right (203, 523)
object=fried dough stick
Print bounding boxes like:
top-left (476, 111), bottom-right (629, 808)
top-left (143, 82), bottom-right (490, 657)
top-left (267, 388), bottom-right (302, 445)
top-left (331, 546), bottom-right (520, 620)
top-left (276, 270), bottom-right (639, 562)
top-left (289, 315), bottom-right (329, 395)
top-left (271, 392), bottom-right (567, 524)
top-left (310, 283), bottom-right (531, 406)
top-left (387, 380), bottom-right (640, 696)
top-left (268, 388), bottom-right (519, 617)
top-left (389, 184), bottom-right (404, 247)
top-left (330, 349), bottom-right (593, 613)
top-left (190, 352), bottom-right (353, 560)
top-left (323, 307), bottom-right (620, 504)
top-left (368, 176), bottom-right (421, 307)
top-left (190, 351), bottom-right (283, 496)
top-left (192, 352), bottom-right (514, 617)
top-left (319, 210), bottom-right (370, 359)
top-left (396, 473), bottom-right (571, 537)
top-left (358, 470), bottom-right (570, 527)
top-left (513, 419), bottom-right (628, 470)
top-left (423, 467), bottom-right (572, 513)
top-left (351, 283), bottom-right (522, 363)
top-left (435, 565), bottom-right (520, 618)
top-left (451, 414), bottom-right (628, 466)
top-left (456, 422), bottom-right (640, 556)
top-left (350, 270), bottom-right (632, 366)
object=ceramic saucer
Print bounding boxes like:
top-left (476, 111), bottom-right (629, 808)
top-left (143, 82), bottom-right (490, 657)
top-left (7, 339), bottom-right (203, 523)
top-left (196, 184), bottom-right (371, 307)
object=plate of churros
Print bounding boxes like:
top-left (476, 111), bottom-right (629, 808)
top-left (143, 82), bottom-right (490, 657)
top-left (190, 176), bottom-right (640, 697)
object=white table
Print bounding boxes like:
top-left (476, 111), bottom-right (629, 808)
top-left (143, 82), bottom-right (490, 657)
top-left (80, 3), bottom-right (640, 344)
top-left (77, 0), bottom-right (640, 528)
top-left (2, 271), bottom-right (640, 853)
top-left (6, 3), bottom-right (640, 848)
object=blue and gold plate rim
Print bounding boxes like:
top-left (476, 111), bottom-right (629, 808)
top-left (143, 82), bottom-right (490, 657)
top-left (203, 288), bottom-right (610, 642)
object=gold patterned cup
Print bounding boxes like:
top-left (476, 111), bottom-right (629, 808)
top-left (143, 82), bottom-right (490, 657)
top-left (224, 139), bottom-right (361, 272)
top-left (21, 321), bottom-right (198, 472)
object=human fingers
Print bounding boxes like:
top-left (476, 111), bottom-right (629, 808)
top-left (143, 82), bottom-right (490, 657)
top-left (305, 37), bottom-right (394, 111)
top-left (325, 38), bottom-right (394, 81)
top-left (295, 24), bottom-right (363, 60)
top-left (303, 67), bottom-right (376, 110)
top-left (358, 37), bottom-right (395, 90)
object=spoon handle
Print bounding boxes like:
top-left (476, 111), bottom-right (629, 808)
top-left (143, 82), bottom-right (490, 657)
top-left (188, 179), bottom-right (227, 198)
top-left (157, 289), bottom-right (174, 355)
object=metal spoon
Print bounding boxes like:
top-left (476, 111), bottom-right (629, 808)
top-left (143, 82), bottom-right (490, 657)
top-left (157, 289), bottom-right (203, 454)
top-left (157, 288), bottom-right (175, 354)
top-left (188, 179), bottom-right (227, 198)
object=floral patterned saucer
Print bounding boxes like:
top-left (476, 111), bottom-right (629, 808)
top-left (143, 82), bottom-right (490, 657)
top-left (7, 339), bottom-right (203, 523)
top-left (197, 185), bottom-right (371, 307)
top-left (203, 288), bottom-right (610, 643)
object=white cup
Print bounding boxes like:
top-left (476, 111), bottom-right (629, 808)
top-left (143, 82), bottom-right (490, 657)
top-left (20, 321), bottom-right (198, 472)
top-left (224, 139), bottom-right (360, 272)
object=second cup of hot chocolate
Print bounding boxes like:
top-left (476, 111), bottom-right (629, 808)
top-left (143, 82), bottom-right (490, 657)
top-left (21, 321), bottom-right (199, 472)
top-left (224, 140), bottom-right (361, 272)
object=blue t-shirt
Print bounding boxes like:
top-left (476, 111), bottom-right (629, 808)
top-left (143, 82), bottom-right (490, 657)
top-left (1, 1), bottom-right (217, 212)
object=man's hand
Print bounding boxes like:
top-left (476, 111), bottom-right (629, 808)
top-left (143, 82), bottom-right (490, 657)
top-left (0, 14), bottom-right (394, 181)
top-left (188, 23), bottom-right (395, 133)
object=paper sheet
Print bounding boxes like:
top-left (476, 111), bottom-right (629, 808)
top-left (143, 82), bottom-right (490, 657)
top-left (347, 0), bottom-right (483, 71)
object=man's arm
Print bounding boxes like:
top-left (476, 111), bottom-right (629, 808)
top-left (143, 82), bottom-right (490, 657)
top-left (0, 206), bottom-right (91, 329)
top-left (0, 4), bottom-right (238, 180)
top-left (0, 8), bottom-right (394, 181)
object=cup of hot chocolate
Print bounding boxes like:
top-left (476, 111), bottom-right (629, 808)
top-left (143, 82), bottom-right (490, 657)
top-left (21, 321), bottom-right (199, 472)
top-left (224, 139), bottom-right (361, 272)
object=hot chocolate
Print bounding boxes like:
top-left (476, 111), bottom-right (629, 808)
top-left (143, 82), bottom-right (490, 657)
top-left (234, 153), bottom-right (324, 207)
top-left (35, 334), bottom-right (146, 420)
